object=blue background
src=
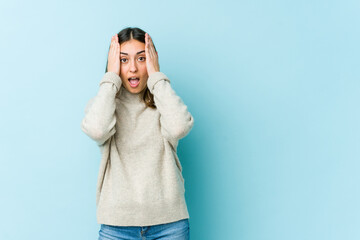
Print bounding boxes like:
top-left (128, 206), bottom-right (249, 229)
top-left (0, 0), bottom-right (359, 239)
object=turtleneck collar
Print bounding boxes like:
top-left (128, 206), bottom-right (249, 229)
top-left (117, 84), bottom-right (145, 104)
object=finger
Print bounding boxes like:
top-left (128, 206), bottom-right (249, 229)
top-left (147, 34), bottom-right (155, 59)
top-left (148, 34), bottom-right (153, 47)
top-left (145, 34), bottom-right (149, 55)
top-left (110, 40), bottom-right (115, 55)
top-left (146, 34), bottom-right (152, 55)
top-left (115, 35), bottom-right (119, 48)
top-left (148, 35), bottom-right (156, 56)
top-left (115, 39), bottom-right (119, 52)
top-left (148, 34), bottom-right (152, 49)
top-left (116, 39), bottom-right (120, 57)
top-left (109, 43), bottom-right (114, 56)
top-left (149, 42), bottom-right (156, 58)
top-left (110, 36), bottom-right (115, 49)
top-left (112, 35), bottom-right (117, 50)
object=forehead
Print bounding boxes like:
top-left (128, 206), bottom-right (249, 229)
top-left (120, 39), bottom-right (145, 55)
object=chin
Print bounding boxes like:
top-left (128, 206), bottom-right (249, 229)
top-left (127, 85), bottom-right (146, 94)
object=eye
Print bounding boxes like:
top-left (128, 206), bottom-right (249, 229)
top-left (120, 58), bottom-right (127, 63)
top-left (138, 56), bottom-right (146, 61)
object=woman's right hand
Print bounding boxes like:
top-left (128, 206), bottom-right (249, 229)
top-left (107, 34), bottom-right (120, 76)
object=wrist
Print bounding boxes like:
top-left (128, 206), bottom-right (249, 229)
top-left (107, 70), bottom-right (119, 76)
top-left (148, 70), bottom-right (159, 77)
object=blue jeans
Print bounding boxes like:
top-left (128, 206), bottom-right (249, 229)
top-left (98, 218), bottom-right (190, 240)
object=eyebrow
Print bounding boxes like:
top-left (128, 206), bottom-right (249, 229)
top-left (120, 50), bottom-right (145, 55)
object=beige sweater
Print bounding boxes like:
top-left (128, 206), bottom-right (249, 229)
top-left (81, 71), bottom-right (194, 227)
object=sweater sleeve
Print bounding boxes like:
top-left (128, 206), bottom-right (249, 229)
top-left (81, 71), bottom-right (122, 146)
top-left (147, 72), bottom-right (194, 146)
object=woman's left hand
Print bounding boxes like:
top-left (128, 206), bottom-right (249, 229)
top-left (145, 33), bottom-right (160, 76)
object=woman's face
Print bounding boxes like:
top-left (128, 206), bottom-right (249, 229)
top-left (119, 39), bottom-right (148, 95)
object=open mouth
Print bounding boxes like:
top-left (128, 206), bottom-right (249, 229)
top-left (128, 77), bottom-right (140, 87)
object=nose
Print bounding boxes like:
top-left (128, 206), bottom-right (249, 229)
top-left (129, 59), bottom-right (138, 72)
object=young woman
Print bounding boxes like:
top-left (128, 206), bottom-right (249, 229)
top-left (81, 27), bottom-right (194, 239)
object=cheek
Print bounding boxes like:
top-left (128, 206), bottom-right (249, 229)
top-left (119, 72), bottom-right (127, 83)
top-left (140, 64), bottom-right (148, 73)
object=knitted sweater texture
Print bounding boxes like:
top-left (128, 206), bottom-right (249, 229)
top-left (81, 71), bottom-right (194, 226)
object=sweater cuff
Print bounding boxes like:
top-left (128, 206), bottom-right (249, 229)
top-left (147, 72), bottom-right (171, 93)
top-left (99, 71), bottom-right (122, 91)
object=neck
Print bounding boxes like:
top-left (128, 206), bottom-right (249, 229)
top-left (117, 85), bottom-right (145, 104)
